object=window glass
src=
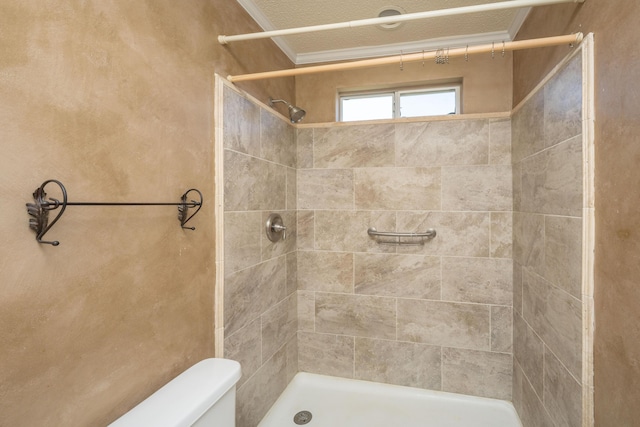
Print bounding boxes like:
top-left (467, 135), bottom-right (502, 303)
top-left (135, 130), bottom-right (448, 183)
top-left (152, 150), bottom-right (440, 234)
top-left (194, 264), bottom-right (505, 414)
top-left (339, 85), bottom-right (460, 122)
top-left (399, 90), bottom-right (457, 117)
top-left (340, 93), bottom-right (394, 122)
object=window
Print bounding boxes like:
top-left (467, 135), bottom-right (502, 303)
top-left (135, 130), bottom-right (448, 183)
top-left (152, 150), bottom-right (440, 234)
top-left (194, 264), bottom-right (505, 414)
top-left (339, 85), bottom-right (460, 122)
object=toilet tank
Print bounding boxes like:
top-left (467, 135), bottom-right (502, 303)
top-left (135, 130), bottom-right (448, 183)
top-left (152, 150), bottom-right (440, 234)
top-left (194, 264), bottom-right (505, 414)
top-left (109, 358), bottom-right (241, 427)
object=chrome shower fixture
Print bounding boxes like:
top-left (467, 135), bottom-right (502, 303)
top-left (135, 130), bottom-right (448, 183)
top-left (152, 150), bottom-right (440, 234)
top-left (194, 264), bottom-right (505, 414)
top-left (268, 98), bottom-right (306, 123)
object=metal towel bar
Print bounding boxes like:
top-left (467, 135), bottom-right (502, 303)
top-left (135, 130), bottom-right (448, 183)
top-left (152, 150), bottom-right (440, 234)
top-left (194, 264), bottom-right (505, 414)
top-left (367, 227), bottom-right (436, 246)
top-left (26, 179), bottom-right (203, 246)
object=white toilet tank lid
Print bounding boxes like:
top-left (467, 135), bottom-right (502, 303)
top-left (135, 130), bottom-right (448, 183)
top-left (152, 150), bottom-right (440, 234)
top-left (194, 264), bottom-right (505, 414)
top-left (109, 358), bottom-right (241, 427)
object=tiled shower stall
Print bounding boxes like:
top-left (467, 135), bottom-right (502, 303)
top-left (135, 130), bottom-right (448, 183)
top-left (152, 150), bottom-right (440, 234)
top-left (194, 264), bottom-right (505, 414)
top-left (216, 45), bottom-right (590, 427)
top-left (294, 116), bottom-right (513, 398)
top-left (511, 52), bottom-right (587, 427)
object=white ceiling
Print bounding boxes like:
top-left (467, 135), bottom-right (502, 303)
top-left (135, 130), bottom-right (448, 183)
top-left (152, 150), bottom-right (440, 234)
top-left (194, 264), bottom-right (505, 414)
top-left (233, 0), bottom-right (532, 64)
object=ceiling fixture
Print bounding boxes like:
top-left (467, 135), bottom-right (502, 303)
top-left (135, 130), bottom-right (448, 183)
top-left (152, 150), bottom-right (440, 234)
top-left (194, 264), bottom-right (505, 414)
top-left (377, 6), bottom-right (405, 30)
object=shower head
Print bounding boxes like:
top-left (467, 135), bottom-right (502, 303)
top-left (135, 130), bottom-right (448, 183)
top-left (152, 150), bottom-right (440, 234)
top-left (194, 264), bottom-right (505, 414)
top-left (268, 98), bottom-right (306, 123)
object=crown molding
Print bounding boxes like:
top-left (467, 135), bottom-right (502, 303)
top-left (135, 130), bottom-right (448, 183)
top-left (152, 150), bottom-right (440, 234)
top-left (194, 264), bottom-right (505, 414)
top-left (508, 7), bottom-right (532, 39)
top-left (235, 0), bottom-right (298, 63)
top-left (235, 0), bottom-right (530, 65)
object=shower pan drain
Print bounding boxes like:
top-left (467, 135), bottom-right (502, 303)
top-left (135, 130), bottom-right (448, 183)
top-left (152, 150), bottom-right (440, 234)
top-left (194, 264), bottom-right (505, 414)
top-left (293, 410), bottom-right (313, 425)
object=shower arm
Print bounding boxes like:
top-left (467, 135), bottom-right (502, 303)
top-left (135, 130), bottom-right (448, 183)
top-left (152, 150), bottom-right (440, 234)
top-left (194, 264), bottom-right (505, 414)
top-left (269, 99), bottom-right (288, 107)
top-left (268, 97), bottom-right (306, 123)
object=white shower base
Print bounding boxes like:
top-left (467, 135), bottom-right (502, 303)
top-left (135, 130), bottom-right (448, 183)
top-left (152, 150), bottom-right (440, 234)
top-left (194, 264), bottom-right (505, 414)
top-left (258, 372), bottom-right (522, 427)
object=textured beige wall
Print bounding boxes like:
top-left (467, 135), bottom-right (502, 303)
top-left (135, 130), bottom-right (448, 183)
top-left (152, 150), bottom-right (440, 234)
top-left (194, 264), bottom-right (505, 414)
top-left (511, 52), bottom-right (585, 427)
top-left (296, 115), bottom-right (514, 399)
top-left (295, 54), bottom-right (513, 123)
top-left (221, 84), bottom-right (298, 427)
top-left (0, 1), bottom-right (293, 425)
top-left (513, 2), bottom-right (640, 425)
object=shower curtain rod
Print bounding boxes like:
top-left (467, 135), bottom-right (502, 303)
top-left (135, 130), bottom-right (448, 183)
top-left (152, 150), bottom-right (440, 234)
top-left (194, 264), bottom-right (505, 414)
top-left (218, 0), bottom-right (585, 45)
top-left (227, 33), bottom-right (583, 82)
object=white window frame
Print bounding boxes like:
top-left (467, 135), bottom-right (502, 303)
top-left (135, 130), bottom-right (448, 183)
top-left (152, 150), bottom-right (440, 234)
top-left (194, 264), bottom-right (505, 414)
top-left (338, 84), bottom-right (461, 122)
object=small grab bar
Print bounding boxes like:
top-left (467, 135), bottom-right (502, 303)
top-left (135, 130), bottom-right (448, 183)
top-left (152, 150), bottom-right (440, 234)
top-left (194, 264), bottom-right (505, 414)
top-left (367, 227), bottom-right (437, 246)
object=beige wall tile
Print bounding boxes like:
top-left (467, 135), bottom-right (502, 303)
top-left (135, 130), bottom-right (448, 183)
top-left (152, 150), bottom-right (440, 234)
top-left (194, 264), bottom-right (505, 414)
top-left (223, 89), bottom-right (297, 427)
top-left (287, 167), bottom-right (297, 210)
top-left (224, 257), bottom-right (287, 336)
top-left (427, 120), bottom-right (489, 165)
top-left (512, 89), bottom-right (544, 163)
top-left (511, 363), bottom-right (523, 424)
top-left (236, 345), bottom-right (290, 427)
top-left (297, 169), bottom-right (354, 210)
top-left (262, 294), bottom-right (298, 362)
top-left (397, 299), bottom-right (490, 350)
top-left (442, 347), bottom-right (512, 399)
top-left (354, 167), bottom-right (441, 211)
top-left (513, 212), bottom-right (544, 274)
top-left (223, 89), bottom-right (260, 157)
top-left (261, 210), bottom-right (297, 261)
top-left (544, 215), bottom-right (582, 299)
top-left (261, 109), bottom-right (296, 168)
top-left (285, 336), bottom-right (299, 383)
top-left (522, 269), bottom-right (582, 379)
top-left (395, 120), bottom-right (490, 167)
top-left (224, 211), bottom-right (262, 274)
top-left (224, 149), bottom-right (286, 212)
top-left (513, 261), bottom-right (524, 316)
top-left (314, 124), bottom-right (395, 168)
top-left (297, 291), bottom-right (315, 332)
top-left (315, 293), bottom-right (396, 340)
top-left (513, 361), bottom-right (555, 427)
top-left (296, 210), bottom-right (315, 250)
top-left (441, 257), bottom-right (512, 305)
top-left (286, 252), bottom-right (298, 296)
top-left (431, 119), bottom-right (491, 165)
top-left (224, 318), bottom-right (261, 389)
top-left (511, 46), bottom-right (588, 427)
top-left (512, 161), bottom-right (522, 212)
top-left (297, 128), bottom-right (314, 169)
top-left (258, 114), bottom-right (524, 408)
top-left (354, 253), bottom-right (440, 299)
top-left (298, 251), bottom-right (354, 293)
top-left (520, 135), bottom-right (583, 217)
top-left (492, 306), bottom-right (513, 353)
top-left (491, 211), bottom-right (513, 258)
top-left (354, 338), bottom-right (441, 389)
top-left (396, 211), bottom-right (491, 257)
top-left (544, 347), bottom-right (582, 427)
top-left (394, 122), bottom-right (438, 167)
top-left (489, 119), bottom-right (512, 165)
top-left (442, 165), bottom-right (512, 211)
top-left (544, 54), bottom-right (583, 148)
top-left (514, 312), bottom-right (544, 396)
top-left (298, 332), bottom-right (354, 378)
top-left (315, 210), bottom-right (396, 253)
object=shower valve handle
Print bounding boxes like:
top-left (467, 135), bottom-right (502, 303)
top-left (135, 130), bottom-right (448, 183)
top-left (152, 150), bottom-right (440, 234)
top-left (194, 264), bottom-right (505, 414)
top-left (265, 213), bottom-right (287, 242)
top-left (271, 223), bottom-right (287, 240)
